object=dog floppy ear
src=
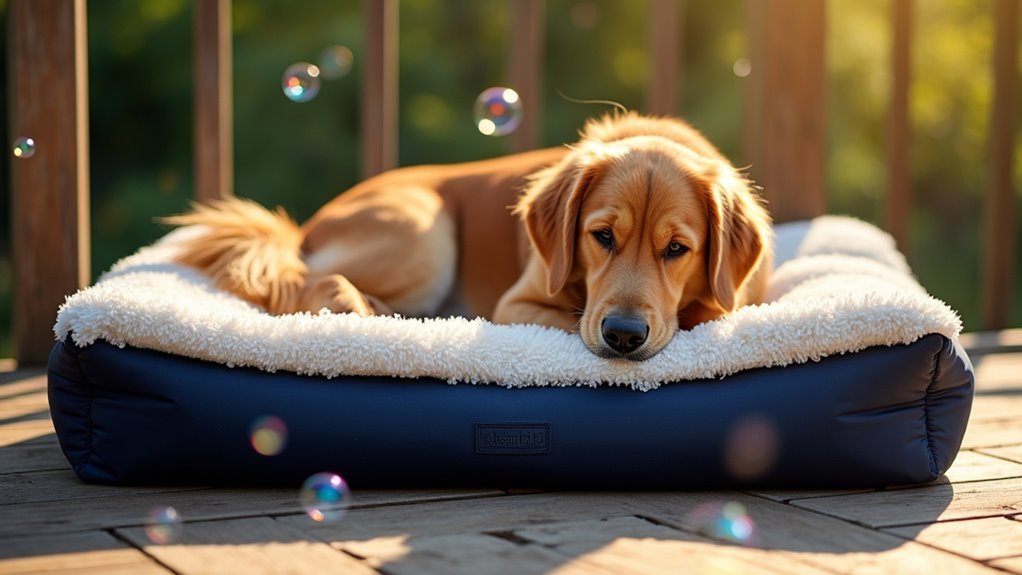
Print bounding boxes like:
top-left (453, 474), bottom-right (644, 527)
top-left (517, 158), bottom-right (601, 296)
top-left (703, 166), bottom-right (771, 312)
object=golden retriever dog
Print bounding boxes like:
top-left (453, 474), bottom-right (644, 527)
top-left (165, 113), bottom-right (772, 360)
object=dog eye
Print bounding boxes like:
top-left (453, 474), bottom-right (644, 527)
top-left (592, 229), bottom-right (615, 250)
top-left (664, 241), bottom-right (689, 259)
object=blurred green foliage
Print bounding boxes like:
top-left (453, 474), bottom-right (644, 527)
top-left (1, 0), bottom-right (1020, 357)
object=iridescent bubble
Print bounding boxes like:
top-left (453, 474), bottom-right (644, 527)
top-left (724, 414), bottom-right (779, 480)
top-left (318, 46), bottom-right (354, 80)
top-left (12, 137), bottom-right (36, 159)
top-left (733, 58), bottom-right (752, 78)
top-left (299, 472), bottom-right (351, 523)
top-left (250, 415), bottom-right (287, 456)
top-left (144, 505), bottom-right (183, 544)
top-left (282, 62), bottom-right (321, 103)
top-left (688, 501), bottom-right (756, 545)
top-left (474, 87), bottom-right (523, 137)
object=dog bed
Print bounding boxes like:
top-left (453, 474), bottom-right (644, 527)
top-left (47, 216), bottom-right (973, 488)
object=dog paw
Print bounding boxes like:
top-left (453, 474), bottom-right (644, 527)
top-left (303, 275), bottom-right (377, 316)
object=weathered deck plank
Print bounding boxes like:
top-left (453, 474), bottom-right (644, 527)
top-left (980, 445), bottom-right (1022, 464)
top-left (344, 532), bottom-right (609, 575)
top-left (883, 516), bottom-right (1022, 561)
top-left (631, 492), bottom-right (1007, 574)
top-left (117, 517), bottom-right (378, 575)
top-left (0, 465), bottom-right (500, 509)
top-left (0, 419), bottom-right (56, 447)
top-left (0, 531), bottom-right (172, 575)
top-left (970, 393), bottom-right (1022, 422)
top-left (513, 516), bottom-right (830, 575)
top-left (790, 478), bottom-right (1022, 527)
top-left (278, 492), bottom-right (640, 542)
top-left (0, 486), bottom-right (502, 538)
top-left (960, 418), bottom-right (1022, 450)
top-left (0, 390), bottom-right (49, 419)
top-left (973, 352), bottom-right (1022, 390)
top-left (0, 470), bottom-right (206, 507)
top-left (897, 450), bottom-right (1022, 486)
top-left (991, 556), bottom-right (1022, 574)
top-left (743, 488), bottom-right (877, 503)
top-left (0, 371), bottom-right (45, 395)
top-left (0, 442), bottom-right (70, 475)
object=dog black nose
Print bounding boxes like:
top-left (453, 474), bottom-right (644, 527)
top-left (601, 316), bottom-right (649, 355)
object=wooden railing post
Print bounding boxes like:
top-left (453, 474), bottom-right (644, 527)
top-left (886, 0), bottom-right (912, 253)
top-left (194, 0), bottom-right (233, 201)
top-left (982, 0), bottom-right (1018, 330)
top-left (8, 0), bottom-right (91, 365)
top-left (509, 0), bottom-right (544, 152)
top-left (361, 0), bottom-right (399, 177)
top-left (743, 0), bottom-right (826, 222)
top-left (647, 0), bottom-right (683, 115)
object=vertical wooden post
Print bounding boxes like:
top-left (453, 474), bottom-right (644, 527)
top-left (743, 0), bottom-right (826, 222)
top-left (982, 0), bottom-right (1018, 330)
top-left (647, 0), bottom-right (682, 115)
top-left (886, 0), bottom-right (912, 253)
top-left (194, 0), bottom-right (233, 202)
top-left (509, 0), bottom-right (544, 152)
top-left (8, 0), bottom-right (91, 365)
top-left (361, 0), bottom-right (399, 177)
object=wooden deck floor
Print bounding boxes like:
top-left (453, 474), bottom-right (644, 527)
top-left (1, 333), bottom-right (1021, 574)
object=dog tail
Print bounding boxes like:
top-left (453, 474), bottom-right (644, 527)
top-left (160, 198), bottom-right (307, 314)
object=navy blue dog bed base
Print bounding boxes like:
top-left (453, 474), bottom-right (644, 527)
top-left (47, 332), bottom-right (973, 489)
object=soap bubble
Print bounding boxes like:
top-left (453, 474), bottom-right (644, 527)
top-left (724, 414), bottom-right (779, 480)
top-left (733, 58), bottom-right (752, 78)
top-left (250, 415), bottom-right (287, 456)
top-left (144, 505), bottom-right (183, 544)
top-left (474, 87), bottom-right (523, 137)
top-left (688, 501), bottom-right (756, 545)
top-left (12, 137), bottom-right (36, 158)
top-left (318, 46), bottom-right (354, 80)
top-left (299, 472), bottom-right (351, 523)
top-left (282, 62), bottom-right (321, 103)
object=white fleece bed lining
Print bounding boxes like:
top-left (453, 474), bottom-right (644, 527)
top-left (54, 216), bottom-right (962, 391)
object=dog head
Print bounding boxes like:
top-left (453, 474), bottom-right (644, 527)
top-left (518, 121), bottom-right (769, 360)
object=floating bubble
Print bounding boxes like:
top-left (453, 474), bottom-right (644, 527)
top-left (724, 414), bottom-right (779, 480)
top-left (250, 415), bottom-right (288, 456)
top-left (318, 46), bottom-right (354, 80)
top-left (474, 87), bottom-right (523, 137)
top-left (688, 501), bottom-right (756, 545)
top-left (282, 62), bottom-right (321, 103)
top-left (299, 472), bottom-right (351, 523)
top-left (12, 137), bottom-right (36, 159)
top-left (144, 505), bottom-right (183, 544)
top-left (733, 58), bottom-right (752, 78)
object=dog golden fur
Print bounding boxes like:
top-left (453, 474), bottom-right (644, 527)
top-left (164, 113), bottom-right (772, 360)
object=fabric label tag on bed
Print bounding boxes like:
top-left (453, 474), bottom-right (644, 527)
top-left (474, 423), bottom-right (550, 455)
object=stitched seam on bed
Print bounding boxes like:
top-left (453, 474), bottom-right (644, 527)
top-left (67, 337), bottom-right (97, 475)
top-left (923, 337), bottom-right (943, 478)
top-left (83, 370), bottom-right (96, 475)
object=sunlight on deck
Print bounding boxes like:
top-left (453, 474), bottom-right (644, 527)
top-left (0, 420), bottom-right (55, 448)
